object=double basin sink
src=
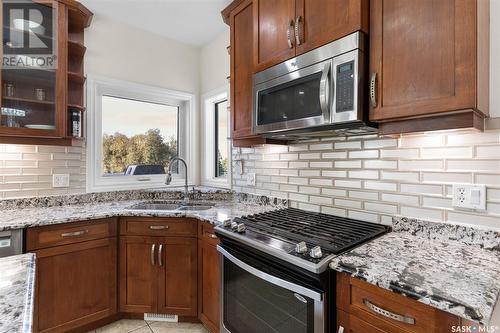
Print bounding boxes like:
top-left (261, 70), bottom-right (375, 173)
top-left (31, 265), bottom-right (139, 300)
top-left (128, 201), bottom-right (214, 212)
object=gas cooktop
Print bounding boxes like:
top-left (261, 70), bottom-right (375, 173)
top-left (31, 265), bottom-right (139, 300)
top-left (215, 208), bottom-right (390, 273)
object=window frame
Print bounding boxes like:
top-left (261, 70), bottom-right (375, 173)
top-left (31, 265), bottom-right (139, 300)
top-left (86, 75), bottom-right (197, 193)
top-left (201, 87), bottom-right (231, 189)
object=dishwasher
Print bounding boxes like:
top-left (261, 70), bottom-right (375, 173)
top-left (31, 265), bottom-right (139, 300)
top-left (0, 229), bottom-right (23, 257)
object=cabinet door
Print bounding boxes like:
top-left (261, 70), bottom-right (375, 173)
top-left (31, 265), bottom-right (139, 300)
top-left (295, 0), bottom-right (368, 56)
top-left (198, 233), bottom-right (220, 332)
top-left (369, 0), bottom-right (477, 122)
top-left (230, 0), bottom-right (256, 139)
top-left (34, 238), bottom-right (117, 333)
top-left (254, 0), bottom-right (296, 71)
top-left (157, 237), bottom-right (198, 316)
top-left (119, 236), bottom-right (157, 313)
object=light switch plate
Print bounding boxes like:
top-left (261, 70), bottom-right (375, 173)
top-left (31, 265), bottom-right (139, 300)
top-left (452, 184), bottom-right (486, 210)
top-left (53, 174), bottom-right (70, 188)
top-left (246, 172), bottom-right (256, 186)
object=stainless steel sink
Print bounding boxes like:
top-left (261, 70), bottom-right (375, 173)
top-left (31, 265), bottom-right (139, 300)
top-left (128, 201), bottom-right (214, 211)
top-left (128, 202), bottom-right (181, 210)
top-left (177, 205), bottom-right (213, 211)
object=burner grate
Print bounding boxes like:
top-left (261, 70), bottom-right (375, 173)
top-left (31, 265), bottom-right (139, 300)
top-left (233, 208), bottom-right (389, 254)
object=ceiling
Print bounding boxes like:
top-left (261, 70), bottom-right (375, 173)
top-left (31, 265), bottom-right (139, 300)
top-left (79, 0), bottom-right (231, 47)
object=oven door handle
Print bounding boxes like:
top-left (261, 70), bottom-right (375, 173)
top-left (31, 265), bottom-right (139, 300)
top-left (319, 61), bottom-right (331, 122)
top-left (217, 245), bottom-right (323, 302)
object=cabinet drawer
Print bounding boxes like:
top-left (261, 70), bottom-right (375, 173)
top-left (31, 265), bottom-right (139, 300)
top-left (120, 217), bottom-right (197, 237)
top-left (26, 218), bottom-right (117, 251)
top-left (336, 273), bottom-right (460, 333)
top-left (198, 221), bottom-right (220, 246)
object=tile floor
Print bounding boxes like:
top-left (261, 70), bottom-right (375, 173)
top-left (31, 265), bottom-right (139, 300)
top-left (87, 319), bottom-right (209, 333)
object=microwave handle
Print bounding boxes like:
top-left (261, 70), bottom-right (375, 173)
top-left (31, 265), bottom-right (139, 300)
top-left (319, 62), bottom-right (331, 121)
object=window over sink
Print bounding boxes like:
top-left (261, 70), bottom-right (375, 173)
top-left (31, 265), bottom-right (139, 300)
top-left (87, 76), bottom-right (196, 192)
top-left (201, 87), bottom-right (231, 188)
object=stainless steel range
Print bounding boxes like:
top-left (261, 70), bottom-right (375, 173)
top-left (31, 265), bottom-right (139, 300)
top-left (215, 208), bottom-right (389, 333)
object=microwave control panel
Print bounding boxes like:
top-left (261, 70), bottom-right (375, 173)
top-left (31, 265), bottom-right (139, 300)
top-left (335, 61), bottom-right (355, 113)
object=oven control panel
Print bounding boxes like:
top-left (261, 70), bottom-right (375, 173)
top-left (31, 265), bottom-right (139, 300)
top-left (335, 60), bottom-right (355, 113)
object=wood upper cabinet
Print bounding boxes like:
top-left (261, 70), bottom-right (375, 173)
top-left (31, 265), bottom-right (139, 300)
top-left (369, 0), bottom-right (489, 134)
top-left (198, 222), bottom-right (221, 333)
top-left (32, 237), bottom-right (117, 333)
top-left (0, 0), bottom-right (92, 146)
top-left (157, 237), bottom-right (198, 317)
top-left (229, 0), bottom-right (257, 142)
top-left (295, 0), bottom-right (368, 56)
top-left (253, 0), bottom-right (368, 71)
top-left (253, 0), bottom-right (296, 71)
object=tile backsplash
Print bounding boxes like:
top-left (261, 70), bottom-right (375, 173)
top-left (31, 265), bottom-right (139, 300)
top-left (0, 144), bottom-right (86, 199)
top-left (232, 122), bottom-right (500, 230)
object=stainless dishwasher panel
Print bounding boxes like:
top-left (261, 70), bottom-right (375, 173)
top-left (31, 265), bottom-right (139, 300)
top-left (0, 229), bottom-right (23, 257)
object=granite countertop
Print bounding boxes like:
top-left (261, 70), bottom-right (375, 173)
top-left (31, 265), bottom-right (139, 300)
top-left (0, 189), bottom-right (286, 231)
top-left (0, 253), bottom-right (35, 333)
top-left (330, 217), bottom-right (500, 325)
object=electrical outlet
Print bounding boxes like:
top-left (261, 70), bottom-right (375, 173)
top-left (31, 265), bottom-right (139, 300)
top-left (452, 184), bottom-right (486, 210)
top-left (52, 174), bottom-right (70, 188)
top-left (246, 172), bottom-right (256, 186)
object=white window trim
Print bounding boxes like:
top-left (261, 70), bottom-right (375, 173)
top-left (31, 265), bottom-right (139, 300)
top-left (86, 75), bottom-right (197, 193)
top-left (200, 86), bottom-right (231, 189)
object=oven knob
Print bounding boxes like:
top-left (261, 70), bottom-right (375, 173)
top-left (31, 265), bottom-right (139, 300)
top-left (295, 241), bottom-right (308, 254)
top-left (309, 246), bottom-right (323, 259)
top-left (236, 223), bottom-right (246, 233)
top-left (231, 222), bottom-right (239, 230)
top-left (223, 219), bottom-right (232, 228)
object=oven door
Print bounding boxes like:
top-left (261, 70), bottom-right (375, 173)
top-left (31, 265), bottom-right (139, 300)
top-left (218, 245), bottom-right (325, 333)
top-left (253, 59), bottom-right (333, 134)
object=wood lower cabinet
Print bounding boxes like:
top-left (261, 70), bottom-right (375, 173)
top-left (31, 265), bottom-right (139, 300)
top-left (157, 238), bottom-right (198, 316)
top-left (119, 236), bottom-right (157, 314)
top-left (30, 235), bottom-right (117, 333)
top-left (198, 222), bottom-right (221, 333)
top-left (369, 0), bottom-right (489, 134)
top-left (336, 272), bottom-right (461, 333)
top-left (119, 218), bottom-right (198, 317)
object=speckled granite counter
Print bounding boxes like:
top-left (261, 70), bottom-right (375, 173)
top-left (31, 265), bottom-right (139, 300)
top-left (0, 188), bottom-right (286, 231)
top-left (330, 217), bottom-right (500, 325)
top-left (0, 253), bottom-right (35, 333)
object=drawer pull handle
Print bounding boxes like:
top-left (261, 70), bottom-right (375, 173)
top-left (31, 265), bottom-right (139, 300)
top-left (363, 299), bottom-right (415, 325)
top-left (370, 72), bottom-right (378, 108)
top-left (287, 19), bottom-right (294, 49)
top-left (61, 230), bottom-right (88, 238)
top-left (208, 233), bottom-right (218, 239)
top-left (151, 244), bottom-right (156, 266)
top-left (149, 225), bottom-right (169, 230)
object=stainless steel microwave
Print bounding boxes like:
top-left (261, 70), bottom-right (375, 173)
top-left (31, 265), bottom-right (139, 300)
top-left (253, 32), bottom-right (377, 138)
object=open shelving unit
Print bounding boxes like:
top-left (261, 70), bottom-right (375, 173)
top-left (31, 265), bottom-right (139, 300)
top-left (0, 0), bottom-right (93, 146)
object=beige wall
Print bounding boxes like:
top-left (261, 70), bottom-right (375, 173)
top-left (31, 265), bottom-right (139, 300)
top-left (85, 14), bottom-right (200, 94)
top-left (200, 29), bottom-right (230, 94)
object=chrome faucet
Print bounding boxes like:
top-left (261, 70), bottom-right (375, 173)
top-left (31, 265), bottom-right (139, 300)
top-left (166, 157), bottom-right (190, 201)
